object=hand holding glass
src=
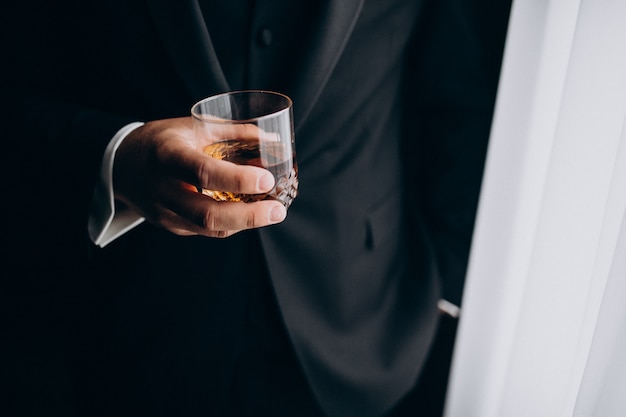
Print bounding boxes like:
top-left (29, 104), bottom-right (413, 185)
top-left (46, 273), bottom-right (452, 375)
top-left (191, 90), bottom-right (298, 209)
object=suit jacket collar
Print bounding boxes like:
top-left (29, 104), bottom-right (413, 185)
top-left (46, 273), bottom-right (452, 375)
top-left (287, 0), bottom-right (364, 128)
top-left (145, 0), bottom-right (364, 129)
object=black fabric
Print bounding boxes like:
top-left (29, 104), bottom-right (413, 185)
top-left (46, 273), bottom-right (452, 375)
top-left (227, 235), bottom-right (326, 416)
top-left (386, 314), bottom-right (460, 417)
top-left (1, 0), bottom-right (511, 416)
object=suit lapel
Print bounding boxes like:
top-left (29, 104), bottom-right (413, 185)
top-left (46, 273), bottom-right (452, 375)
top-left (290, 0), bottom-right (364, 129)
top-left (145, 0), bottom-right (229, 98)
top-left (145, 0), bottom-right (364, 128)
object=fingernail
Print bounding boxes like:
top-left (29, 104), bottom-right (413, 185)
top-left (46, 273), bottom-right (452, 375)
top-left (258, 173), bottom-right (275, 192)
top-left (269, 205), bottom-right (287, 223)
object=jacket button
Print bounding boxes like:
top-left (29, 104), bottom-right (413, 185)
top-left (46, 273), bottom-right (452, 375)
top-left (257, 28), bottom-right (273, 47)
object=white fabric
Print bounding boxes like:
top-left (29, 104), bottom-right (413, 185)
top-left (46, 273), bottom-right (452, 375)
top-left (573, 208), bottom-right (626, 416)
top-left (88, 122), bottom-right (145, 247)
top-left (444, 0), bottom-right (626, 416)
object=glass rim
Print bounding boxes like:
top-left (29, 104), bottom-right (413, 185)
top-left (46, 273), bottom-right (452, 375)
top-left (191, 90), bottom-right (293, 124)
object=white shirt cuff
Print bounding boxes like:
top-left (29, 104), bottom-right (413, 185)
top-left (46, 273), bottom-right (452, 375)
top-left (437, 299), bottom-right (461, 319)
top-left (88, 122), bottom-right (145, 248)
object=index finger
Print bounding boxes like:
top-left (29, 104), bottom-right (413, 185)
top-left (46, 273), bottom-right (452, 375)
top-left (195, 120), bottom-right (280, 145)
top-left (158, 136), bottom-right (277, 195)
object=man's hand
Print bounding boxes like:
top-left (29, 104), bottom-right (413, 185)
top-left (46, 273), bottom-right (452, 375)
top-left (112, 117), bottom-right (287, 238)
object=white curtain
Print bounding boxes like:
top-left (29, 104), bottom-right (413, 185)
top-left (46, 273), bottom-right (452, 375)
top-left (444, 0), bottom-right (626, 416)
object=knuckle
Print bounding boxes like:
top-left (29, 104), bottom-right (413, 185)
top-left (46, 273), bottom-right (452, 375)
top-left (201, 207), bottom-right (219, 231)
top-left (235, 124), bottom-right (249, 136)
top-left (232, 171), bottom-right (246, 192)
top-left (246, 213), bottom-right (257, 229)
top-left (196, 158), bottom-right (214, 187)
top-left (206, 229), bottom-right (229, 239)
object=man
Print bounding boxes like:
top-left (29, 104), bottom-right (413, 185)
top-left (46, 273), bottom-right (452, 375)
top-left (2, 0), bottom-right (510, 416)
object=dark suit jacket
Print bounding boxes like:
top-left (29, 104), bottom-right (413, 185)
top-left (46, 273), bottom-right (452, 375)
top-left (2, 0), bottom-right (510, 416)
